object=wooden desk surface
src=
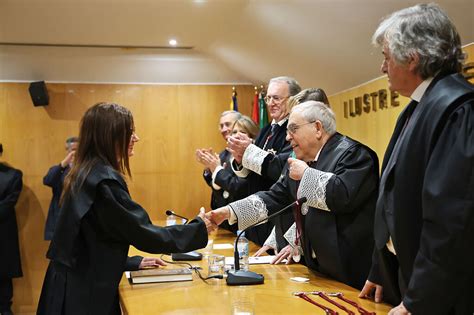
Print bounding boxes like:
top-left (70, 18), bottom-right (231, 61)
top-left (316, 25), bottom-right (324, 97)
top-left (120, 228), bottom-right (392, 314)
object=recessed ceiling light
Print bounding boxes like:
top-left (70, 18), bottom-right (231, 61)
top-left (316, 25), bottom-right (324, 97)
top-left (169, 39), bottom-right (177, 46)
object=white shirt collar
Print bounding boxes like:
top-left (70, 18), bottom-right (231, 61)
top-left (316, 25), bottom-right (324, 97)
top-left (272, 117), bottom-right (288, 126)
top-left (313, 142), bottom-right (326, 162)
top-left (411, 77), bottom-right (434, 102)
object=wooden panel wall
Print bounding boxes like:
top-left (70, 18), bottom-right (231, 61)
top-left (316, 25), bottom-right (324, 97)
top-left (0, 83), bottom-right (255, 314)
top-left (329, 43), bottom-right (474, 163)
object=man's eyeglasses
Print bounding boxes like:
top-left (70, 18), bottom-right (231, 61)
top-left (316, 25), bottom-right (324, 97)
top-left (265, 95), bottom-right (288, 105)
top-left (287, 121), bottom-right (316, 135)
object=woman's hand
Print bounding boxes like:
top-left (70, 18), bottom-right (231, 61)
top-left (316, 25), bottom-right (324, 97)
top-left (199, 207), bottom-right (218, 234)
top-left (139, 257), bottom-right (167, 269)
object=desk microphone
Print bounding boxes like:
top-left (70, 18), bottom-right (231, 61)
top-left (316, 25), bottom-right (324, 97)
top-left (226, 197), bottom-right (307, 286)
top-left (164, 210), bottom-right (203, 261)
top-left (165, 209), bottom-right (189, 224)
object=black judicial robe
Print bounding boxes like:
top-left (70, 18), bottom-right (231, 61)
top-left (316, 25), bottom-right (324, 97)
top-left (37, 162), bottom-right (208, 315)
top-left (240, 121), bottom-right (293, 246)
top-left (231, 133), bottom-right (379, 289)
top-left (370, 73), bottom-right (474, 314)
top-left (205, 149), bottom-right (247, 233)
top-left (203, 149), bottom-right (237, 210)
top-left (0, 163), bottom-right (23, 279)
top-left (43, 164), bottom-right (70, 240)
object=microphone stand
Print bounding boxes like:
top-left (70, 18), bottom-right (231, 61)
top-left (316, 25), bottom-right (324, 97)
top-left (165, 210), bottom-right (203, 261)
top-left (226, 197), bottom-right (307, 286)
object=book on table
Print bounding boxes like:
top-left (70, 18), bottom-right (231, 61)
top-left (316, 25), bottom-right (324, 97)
top-left (129, 268), bottom-right (193, 284)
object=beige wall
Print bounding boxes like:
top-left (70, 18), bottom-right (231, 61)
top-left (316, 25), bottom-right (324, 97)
top-left (2, 43), bottom-right (472, 314)
top-left (328, 43), bottom-right (474, 164)
top-left (0, 83), bottom-right (255, 314)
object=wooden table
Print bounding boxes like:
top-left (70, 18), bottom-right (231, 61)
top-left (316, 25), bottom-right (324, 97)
top-left (119, 228), bottom-right (392, 314)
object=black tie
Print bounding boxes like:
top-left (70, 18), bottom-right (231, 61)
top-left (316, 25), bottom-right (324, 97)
top-left (263, 124), bottom-right (279, 150)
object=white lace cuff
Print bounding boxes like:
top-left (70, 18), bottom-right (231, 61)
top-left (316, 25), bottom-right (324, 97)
top-left (283, 223), bottom-right (297, 247)
top-left (211, 165), bottom-right (224, 190)
top-left (230, 157), bottom-right (251, 178)
top-left (242, 144), bottom-right (269, 175)
top-left (283, 223), bottom-right (303, 262)
top-left (297, 168), bottom-right (334, 211)
top-left (228, 195), bottom-right (269, 231)
top-left (263, 227), bottom-right (277, 249)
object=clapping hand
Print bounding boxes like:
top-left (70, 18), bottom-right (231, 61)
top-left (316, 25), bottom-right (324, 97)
top-left (227, 133), bottom-right (252, 164)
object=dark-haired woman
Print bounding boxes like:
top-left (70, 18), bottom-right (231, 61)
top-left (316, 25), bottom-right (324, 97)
top-left (37, 103), bottom-right (213, 315)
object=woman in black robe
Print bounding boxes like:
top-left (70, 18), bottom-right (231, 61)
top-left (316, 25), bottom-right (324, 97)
top-left (37, 102), bottom-right (213, 315)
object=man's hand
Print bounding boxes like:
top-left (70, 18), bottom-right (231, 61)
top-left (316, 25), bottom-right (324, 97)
top-left (388, 302), bottom-right (411, 315)
top-left (359, 280), bottom-right (384, 303)
top-left (227, 133), bottom-right (252, 164)
top-left (206, 207), bottom-right (231, 226)
top-left (272, 245), bottom-right (294, 265)
top-left (253, 245), bottom-right (273, 257)
top-left (61, 150), bottom-right (76, 168)
top-left (195, 148), bottom-right (215, 167)
top-left (199, 151), bottom-right (221, 172)
top-left (288, 158), bottom-right (308, 181)
top-left (198, 207), bottom-right (218, 234)
top-left (139, 257), bottom-right (167, 269)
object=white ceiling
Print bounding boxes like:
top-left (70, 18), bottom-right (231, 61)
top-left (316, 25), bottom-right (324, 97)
top-left (1, 0), bottom-right (473, 94)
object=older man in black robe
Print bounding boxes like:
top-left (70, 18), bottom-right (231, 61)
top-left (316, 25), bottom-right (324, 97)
top-left (209, 101), bottom-right (379, 289)
top-left (359, 4), bottom-right (474, 315)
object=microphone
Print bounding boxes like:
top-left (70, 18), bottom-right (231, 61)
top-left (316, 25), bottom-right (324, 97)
top-left (164, 210), bottom-right (203, 261)
top-left (226, 197), bottom-right (307, 286)
top-left (165, 209), bottom-right (189, 224)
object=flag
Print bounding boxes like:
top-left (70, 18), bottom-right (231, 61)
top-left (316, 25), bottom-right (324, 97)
top-left (259, 91), bottom-right (269, 128)
top-left (229, 87), bottom-right (239, 111)
top-left (251, 88), bottom-right (259, 123)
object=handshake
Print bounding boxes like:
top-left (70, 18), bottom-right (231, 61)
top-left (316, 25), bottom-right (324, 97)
top-left (198, 206), bottom-right (232, 234)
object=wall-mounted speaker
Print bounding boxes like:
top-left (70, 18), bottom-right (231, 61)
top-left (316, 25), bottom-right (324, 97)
top-left (29, 81), bottom-right (49, 106)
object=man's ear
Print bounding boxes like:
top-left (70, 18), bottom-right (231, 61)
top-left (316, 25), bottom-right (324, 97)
top-left (408, 53), bottom-right (420, 72)
top-left (314, 121), bottom-right (323, 138)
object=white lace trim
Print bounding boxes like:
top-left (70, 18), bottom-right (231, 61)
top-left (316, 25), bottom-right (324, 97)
top-left (297, 168), bottom-right (334, 211)
top-left (242, 143), bottom-right (269, 175)
top-left (230, 157), bottom-right (250, 178)
top-left (229, 194), bottom-right (269, 231)
top-left (263, 227), bottom-right (277, 249)
top-left (283, 223), bottom-right (297, 247)
top-left (211, 165), bottom-right (224, 190)
top-left (283, 223), bottom-right (303, 262)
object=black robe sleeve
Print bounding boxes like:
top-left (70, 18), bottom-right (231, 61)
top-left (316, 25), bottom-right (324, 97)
top-left (0, 169), bottom-right (22, 221)
top-left (124, 256), bottom-right (143, 271)
top-left (43, 164), bottom-right (65, 187)
top-left (403, 102), bottom-right (474, 314)
top-left (260, 144), bottom-right (292, 182)
top-left (296, 144), bottom-right (378, 215)
top-left (324, 147), bottom-right (378, 214)
top-left (214, 167), bottom-right (248, 198)
top-left (94, 180), bottom-right (208, 255)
